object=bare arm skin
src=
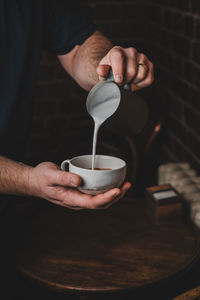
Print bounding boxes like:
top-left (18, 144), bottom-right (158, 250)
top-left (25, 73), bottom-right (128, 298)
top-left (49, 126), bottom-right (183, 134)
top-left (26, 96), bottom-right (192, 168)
top-left (58, 31), bottom-right (112, 90)
top-left (0, 156), bottom-right (32, 195)
top-left (58, 30), bottom-right (154, 91)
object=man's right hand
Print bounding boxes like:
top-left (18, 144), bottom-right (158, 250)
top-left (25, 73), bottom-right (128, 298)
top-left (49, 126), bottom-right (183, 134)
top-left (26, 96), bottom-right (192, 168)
top-left (29, 162), bottom-right (131, 210)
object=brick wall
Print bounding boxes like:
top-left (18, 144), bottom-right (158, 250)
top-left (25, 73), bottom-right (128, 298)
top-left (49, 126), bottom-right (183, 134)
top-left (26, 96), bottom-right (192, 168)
top-left (26, 0), bottom-right (148, 166)
top-left (146, 0), bottom-right (200, 171)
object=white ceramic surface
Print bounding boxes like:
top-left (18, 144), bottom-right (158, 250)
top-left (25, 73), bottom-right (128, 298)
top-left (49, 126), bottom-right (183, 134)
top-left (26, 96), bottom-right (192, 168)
top-left (61, 154), bottom-right (126, 195)
top-left (86, 80), bottom-right (121, 170)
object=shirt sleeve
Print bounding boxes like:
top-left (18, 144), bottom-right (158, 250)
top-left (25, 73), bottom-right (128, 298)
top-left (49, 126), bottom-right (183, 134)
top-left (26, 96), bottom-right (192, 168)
top-left (44, 0), bottom-right (96, 55)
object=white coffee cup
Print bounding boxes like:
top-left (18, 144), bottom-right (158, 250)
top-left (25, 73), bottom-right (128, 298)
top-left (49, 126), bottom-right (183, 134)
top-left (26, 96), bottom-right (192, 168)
top-left (61, 154), bottom-right (126, 195)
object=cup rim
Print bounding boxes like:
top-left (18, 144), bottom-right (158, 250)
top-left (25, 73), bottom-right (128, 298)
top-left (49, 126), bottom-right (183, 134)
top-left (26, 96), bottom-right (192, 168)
top-left (69, 154), bottom-right (126, 172)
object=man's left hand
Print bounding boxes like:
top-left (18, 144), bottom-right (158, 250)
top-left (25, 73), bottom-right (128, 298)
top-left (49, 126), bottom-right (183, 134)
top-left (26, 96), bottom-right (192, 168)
top-left (96, 46), bottom-right (154, 92)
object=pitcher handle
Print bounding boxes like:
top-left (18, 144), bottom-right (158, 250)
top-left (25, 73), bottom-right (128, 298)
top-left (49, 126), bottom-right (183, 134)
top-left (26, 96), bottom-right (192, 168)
top-left (107, 69), bottom-right (131, 91)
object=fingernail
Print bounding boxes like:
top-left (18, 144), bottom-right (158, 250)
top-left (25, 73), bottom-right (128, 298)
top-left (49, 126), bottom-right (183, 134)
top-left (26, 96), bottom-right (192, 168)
top-left (71, 176), bottom-right (79, 187)
top-left (115, 74), bottom-right (122, 83)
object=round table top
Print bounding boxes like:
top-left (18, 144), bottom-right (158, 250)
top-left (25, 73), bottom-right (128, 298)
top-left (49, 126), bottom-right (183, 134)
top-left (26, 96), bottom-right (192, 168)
top-left (173, 286), bottom-right (200, 299)
top-left (16, 198), bottom-right (200, 295)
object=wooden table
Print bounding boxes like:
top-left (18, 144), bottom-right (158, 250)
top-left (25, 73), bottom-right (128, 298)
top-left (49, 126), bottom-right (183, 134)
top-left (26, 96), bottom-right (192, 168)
top-left (16, 198), bottom-right (200, 298)
top-left (173, 286), bottom-right (200, 299)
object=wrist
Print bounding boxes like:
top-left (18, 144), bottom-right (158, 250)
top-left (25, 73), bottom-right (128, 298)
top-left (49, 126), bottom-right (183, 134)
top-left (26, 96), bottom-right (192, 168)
top-left (23, 165), bottom-right (35, 196)
top-left (26, 166), bottom-right (42, 197)
top-left (12, 161), bottom-right (34, 196)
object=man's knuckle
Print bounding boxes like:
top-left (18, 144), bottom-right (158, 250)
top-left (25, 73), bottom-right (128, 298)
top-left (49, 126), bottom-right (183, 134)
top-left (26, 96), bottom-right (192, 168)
top-left (113, 45), bottom-right (122, 51)
top-left (139, 53), bottom-right (147, 62)
top-left (128, 47), bottom-right (137, 57)
top-left (60, 172), bottom-right (65, 183)
top-left (137, 75), bottom-right (144, 82)
top-left (127, 67), bottom-right (137, 77)
top-left (61, 172), bottom-right (68, 185)
top-left (113, 50), bottom-right (124, 59)
top-left (146, 76), bottom-right (154, 85)
top-left (140, 53), bottom-right (146, 58)
top-left (111, 46), bottom-right (123, 55)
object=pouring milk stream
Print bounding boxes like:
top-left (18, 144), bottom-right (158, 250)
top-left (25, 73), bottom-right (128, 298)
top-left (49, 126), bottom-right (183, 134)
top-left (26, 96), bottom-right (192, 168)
top-left (86, 71), bottom-right (121, 170)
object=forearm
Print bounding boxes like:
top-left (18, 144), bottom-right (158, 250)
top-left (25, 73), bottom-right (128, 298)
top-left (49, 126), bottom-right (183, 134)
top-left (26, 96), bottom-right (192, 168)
top-left (58, 31), bottom-right (113, 90)
top-left (0, 156), bottom-right (33, 195)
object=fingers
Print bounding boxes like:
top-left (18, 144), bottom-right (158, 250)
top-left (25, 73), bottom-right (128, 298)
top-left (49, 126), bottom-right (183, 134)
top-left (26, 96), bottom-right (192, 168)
top-left (109, 47), bottom-right (125, 85)
top-left (96, 182), bottom-right (132, 209)
top-left (115, 181), bottom-right (132, 202)
top-left (89, 188), bottom-right (121, 208)
top-left (98, 46), bottom-right (126, 85)
top-left (133, 53), bottom-right (149, 85)
top-left (59, 182), bottom-right (131, 209)
top-left (134, 60), bottom-right (154, 89)
top-left (50, 198), bottom-right (84, 210)
top-left (96, 64), bottom-right (111, 81)
top-left (97, 46), bottom-right (154, 90)
top-left (48, 182), bottom-right (131, 210)
top-left (48, 168), bottom-right (82, 188)
top-left (123, 47), bottom-right (138, 83)
top-left (62, 187), bottom-right (121, 209)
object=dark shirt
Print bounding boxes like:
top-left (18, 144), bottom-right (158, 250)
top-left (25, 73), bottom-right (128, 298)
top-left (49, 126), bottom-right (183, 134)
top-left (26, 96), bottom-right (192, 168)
top-left (0, 0), bottom-right (95, 161)
top-left (0, 2), bottom-right (95, 297)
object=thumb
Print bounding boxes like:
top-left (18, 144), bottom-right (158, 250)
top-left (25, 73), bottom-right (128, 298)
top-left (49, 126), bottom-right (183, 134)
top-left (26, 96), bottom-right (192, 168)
top-left (96, 64), bottom-right (111, 81)
top-left (50, 169), bottom-right (82, 187)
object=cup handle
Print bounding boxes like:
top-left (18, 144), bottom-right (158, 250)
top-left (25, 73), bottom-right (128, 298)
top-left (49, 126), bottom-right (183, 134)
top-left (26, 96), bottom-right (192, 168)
top-left (61, 159), bottom-right (70, 171)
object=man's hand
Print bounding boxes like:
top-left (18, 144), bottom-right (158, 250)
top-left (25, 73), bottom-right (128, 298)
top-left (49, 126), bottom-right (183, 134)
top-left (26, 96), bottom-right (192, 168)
top-left (58, 31), bottom-right (154, 91)
top-left (29, 162), bottom-right (131, 210)
top-left (97, 46), bottom-right (154, 92)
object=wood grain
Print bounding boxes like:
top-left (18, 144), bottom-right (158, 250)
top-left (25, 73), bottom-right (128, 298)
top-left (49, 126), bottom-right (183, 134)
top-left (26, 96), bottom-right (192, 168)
top-left (16, 198), bottom-right (200, 295)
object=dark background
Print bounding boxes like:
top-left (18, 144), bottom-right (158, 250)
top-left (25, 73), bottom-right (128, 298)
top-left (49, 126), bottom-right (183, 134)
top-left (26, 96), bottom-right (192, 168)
top-left (14, 2), bottom-right (200, 298)
top-left (26, 0), bottom-right (200, 177)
